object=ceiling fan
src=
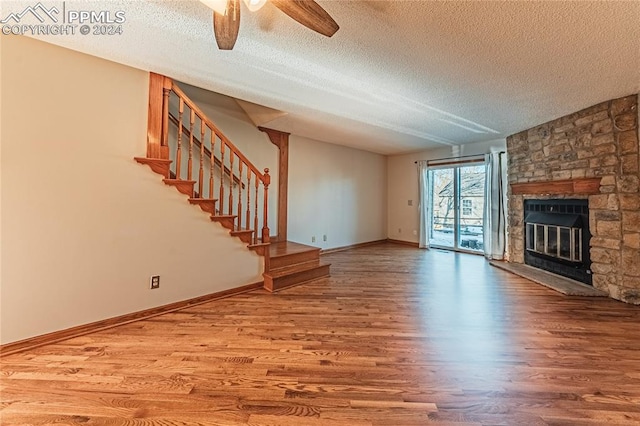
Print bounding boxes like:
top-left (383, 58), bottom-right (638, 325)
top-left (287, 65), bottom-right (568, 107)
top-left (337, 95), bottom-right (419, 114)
top-left (200, 0), bottom-right (339, 50)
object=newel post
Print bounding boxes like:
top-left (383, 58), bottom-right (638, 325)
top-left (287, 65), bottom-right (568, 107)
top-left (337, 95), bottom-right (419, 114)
top-left (262, 168), bottom-right (271, 243)
top-left (146, 72), bottom-right (171, 159)
top-left (258, 127), bottom-right (289, 242)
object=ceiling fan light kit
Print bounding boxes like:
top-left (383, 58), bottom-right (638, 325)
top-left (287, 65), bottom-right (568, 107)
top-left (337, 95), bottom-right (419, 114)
top-left (202, 0), bottom-right (339, 51)
top-left (243, 0), bottom-right (267, 12)
top-left (199, 0), bottom-right (227, 15)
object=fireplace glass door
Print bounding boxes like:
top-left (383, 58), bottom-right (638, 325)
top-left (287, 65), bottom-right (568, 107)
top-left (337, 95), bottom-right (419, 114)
top-left (526, 222), bottom-right (582, 262)
top-left (429, 164), bottom-right (486, 253)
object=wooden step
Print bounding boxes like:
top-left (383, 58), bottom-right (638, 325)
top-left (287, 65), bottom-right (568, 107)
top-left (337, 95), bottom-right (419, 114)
top-left (262, 241), bottom-right (330, 292)
top-left (188, 198), bottom-right (218, 215)
top-left (264, 263), bottom-right (330, 292)
top-left (163, 179), bottom-right (196, 197)
top-left (210, 215), bottom-right (237, 231)
top-left (268, 259), bottom-right (321, 275)
top-left (230, 229), bottom-right (254, 244)
top-left (248, 242), bottom-right (270, 256)
top-left (134, 157), bottom-right (172, 178)
top-left (269, 241), bottom-right (322, 270)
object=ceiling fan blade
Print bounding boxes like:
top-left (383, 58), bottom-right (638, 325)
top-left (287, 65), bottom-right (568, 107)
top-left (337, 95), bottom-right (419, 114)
top-left (270, 0), bottom-right (339, 38)
top-left (213, 0), bottom-right (241, 50)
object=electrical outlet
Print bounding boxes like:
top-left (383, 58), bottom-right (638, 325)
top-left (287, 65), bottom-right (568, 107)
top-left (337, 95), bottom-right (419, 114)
top-left (323, 235), bottom-right (327, 241)
top-left (413, 230), bottom-right (417, 235)
top-left (408, 199), bottom-right (413, 206)
top-left (150, 275), bottom-right (160, 289)
top-left (312, 236), bottom-right (316, 243)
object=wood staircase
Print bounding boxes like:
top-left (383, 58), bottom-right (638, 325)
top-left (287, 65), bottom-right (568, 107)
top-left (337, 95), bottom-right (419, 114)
top-left (265, 242), bottom-right (330, 292)
top-left (135, 159), bottom-right (330, 292)
top-left (136, 73), bottom-right (329, 291)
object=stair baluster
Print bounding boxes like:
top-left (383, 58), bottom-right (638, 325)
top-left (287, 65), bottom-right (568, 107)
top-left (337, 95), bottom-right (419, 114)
top-left (262, 169), bottom-right (270, 243)
top-left (219, 142), bottom-right (225, 214)
top-left (176, 99), bottom-right (184, 178)
top-left (209, 131), bottom-right (216, 199)
top-left (254, 174), bottom-right (259, 244)
top-left (228, 153), bottom-right (234, 218)
top-left (187, 109), bottom-right (195, 181)
top-left (246, 172), bottom-right (252, 232)
top-left (237, 162), bottom-right (243, 230)
top-left (198, 119), bottom-right (205, 197)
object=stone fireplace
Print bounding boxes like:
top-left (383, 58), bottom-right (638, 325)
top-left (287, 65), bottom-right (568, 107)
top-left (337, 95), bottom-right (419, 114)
top-left (506, 94), bottom-right (640, 304)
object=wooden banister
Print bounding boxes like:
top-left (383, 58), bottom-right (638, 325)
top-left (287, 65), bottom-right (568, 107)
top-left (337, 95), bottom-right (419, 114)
top-left (170, 83), bottom-right (267, 181)
top-left (168, 113), bottom-right (245, 189)
top-left (148, 74), bottom-right (270, 247)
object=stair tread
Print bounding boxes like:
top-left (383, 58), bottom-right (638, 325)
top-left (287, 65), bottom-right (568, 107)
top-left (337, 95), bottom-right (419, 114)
top-left (189, 198), bottom-right (218, 202)
top-left (164, 179), bottom-right (196, 184)
top-left (248, 242), bottom-right (270, 249)
top-left (211, 215), bottom-right (237, 219)
top-left (231, 229), bottom-right (254, 235)
top-left (134, 157), bottom-right (172, 164)
top-left (269, 241), bottom-right (321, 258)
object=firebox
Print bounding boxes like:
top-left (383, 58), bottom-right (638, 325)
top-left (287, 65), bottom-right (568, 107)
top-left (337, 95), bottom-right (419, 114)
top-left (523, 199), bottom-right (592, 285)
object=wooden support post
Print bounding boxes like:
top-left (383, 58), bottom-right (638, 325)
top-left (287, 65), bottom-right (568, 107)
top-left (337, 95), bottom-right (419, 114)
top-left (147, 73), bottom-right (168, 159)
top-left (258, 127), bottom-right (289, 242)
top-left (262, 168), bottom-right (271, 244)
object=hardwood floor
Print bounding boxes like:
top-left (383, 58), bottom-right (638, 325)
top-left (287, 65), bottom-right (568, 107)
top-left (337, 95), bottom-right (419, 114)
top-left (2, 243), bottom-right (640, 425)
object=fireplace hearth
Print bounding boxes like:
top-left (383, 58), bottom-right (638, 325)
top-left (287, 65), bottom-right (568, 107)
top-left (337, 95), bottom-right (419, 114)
top-left (524, 199), bottom-right (592, 285)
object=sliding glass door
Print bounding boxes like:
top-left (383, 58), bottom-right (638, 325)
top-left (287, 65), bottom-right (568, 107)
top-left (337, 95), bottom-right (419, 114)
top-left (429, 164), bottom-right (485, 253)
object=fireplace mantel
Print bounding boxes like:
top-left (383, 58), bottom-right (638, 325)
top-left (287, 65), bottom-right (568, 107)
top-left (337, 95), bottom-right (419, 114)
top-left (511, 177), bottom-right (601, 196)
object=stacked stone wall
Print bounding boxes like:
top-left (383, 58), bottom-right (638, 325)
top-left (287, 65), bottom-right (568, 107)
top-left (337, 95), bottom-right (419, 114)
top-left (507, 95), bottom-right (639, 303)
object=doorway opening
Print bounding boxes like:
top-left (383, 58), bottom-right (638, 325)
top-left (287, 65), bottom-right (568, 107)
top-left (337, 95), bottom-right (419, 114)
top-left (429, 164), bottom-right (486, 253)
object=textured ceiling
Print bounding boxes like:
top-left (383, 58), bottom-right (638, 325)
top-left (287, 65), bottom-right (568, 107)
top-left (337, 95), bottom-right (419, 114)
top-left (7, 0), bottom-right (639, 154)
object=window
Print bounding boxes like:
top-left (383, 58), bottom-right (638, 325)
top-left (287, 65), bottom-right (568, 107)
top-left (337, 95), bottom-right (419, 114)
top-left (428, 164), bottom-right (486, 252)
top-left (462, 199), bottom-right (472, 216)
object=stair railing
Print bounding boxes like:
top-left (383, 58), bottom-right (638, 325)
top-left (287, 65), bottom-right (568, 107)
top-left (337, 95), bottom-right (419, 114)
top-left (148, 73), bottom-right (270, 245)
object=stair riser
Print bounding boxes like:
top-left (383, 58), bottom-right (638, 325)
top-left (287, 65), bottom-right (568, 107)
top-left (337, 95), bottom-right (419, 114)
top-left (270, 259), bottom-right (320, 274)
top-left (189, 199), bottom-right (217, 215)
top-left (231, 232), bottom-right (254, 244)
top-left (264, 265), bottom-right (330, 292)
top-left (270, 250), bottom-right (321, 269)
top-left (163, 179), bottom-right (195, 197)
top-left (211, 217), bottom-right (236, 230)
top-left (134, 157), bottom-right (172, 178)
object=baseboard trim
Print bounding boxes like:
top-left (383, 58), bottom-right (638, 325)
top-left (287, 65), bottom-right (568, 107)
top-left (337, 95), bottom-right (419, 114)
top-left (320, 239), bottom-right (388, 255)
top-left (0, 281), bottom-right (264, 357)
top-left (386, 239), bottom-right (420, 248)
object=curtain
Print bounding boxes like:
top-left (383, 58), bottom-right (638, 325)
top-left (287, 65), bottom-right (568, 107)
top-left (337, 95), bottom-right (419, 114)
top-left (483, 151), bottom-right (507, 260)
top-left (417, 160), bottom-right (430, 249)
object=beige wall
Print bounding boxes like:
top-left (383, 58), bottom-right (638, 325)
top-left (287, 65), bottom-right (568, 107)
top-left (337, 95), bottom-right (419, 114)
top-left (387, 140), bottom-right (506, 244)
top-left (170, 84), bottom-right (388, 250)
top-left (288, 136), bottom-right (387, 249)
top-left (0, 36), bottom-right (262, 345)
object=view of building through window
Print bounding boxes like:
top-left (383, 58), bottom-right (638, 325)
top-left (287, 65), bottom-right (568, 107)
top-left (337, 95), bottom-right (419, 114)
top-left (429, 164), bottom-right (485, 252)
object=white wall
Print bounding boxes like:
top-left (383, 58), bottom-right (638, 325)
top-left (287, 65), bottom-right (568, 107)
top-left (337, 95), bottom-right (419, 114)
top-left (0, 36), bottom-right (263, 345)
top-left (387, 140), bottom-right (506, 244)
top-left (288, 136), bottom-right (387, 249)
